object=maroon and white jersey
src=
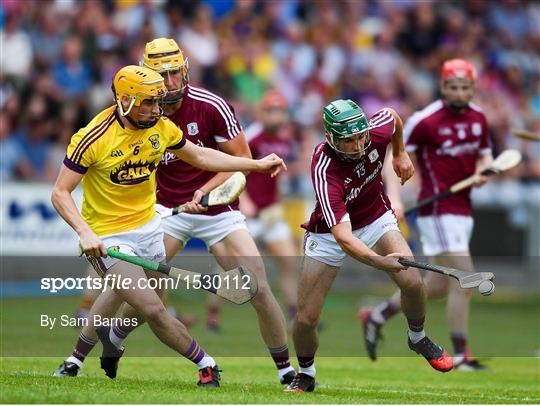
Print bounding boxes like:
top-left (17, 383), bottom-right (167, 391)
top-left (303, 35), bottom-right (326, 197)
top-left (244, 122), bottom-right (294, 210)
top-left (303, 109), bottom-right (395, 233)
top-left (156, 84), bottom-right (243, 215)
top-left (405, 100), bottom-right (491, 217)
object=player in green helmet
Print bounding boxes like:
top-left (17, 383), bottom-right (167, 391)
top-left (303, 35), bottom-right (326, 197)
top-left (285, 99), bottom-right (452, 393)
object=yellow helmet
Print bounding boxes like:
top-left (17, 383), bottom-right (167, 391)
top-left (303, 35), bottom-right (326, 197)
top-left (142, 38), bottom-right (189, 104)
top-left (112, 65), bottom-right (167, 128)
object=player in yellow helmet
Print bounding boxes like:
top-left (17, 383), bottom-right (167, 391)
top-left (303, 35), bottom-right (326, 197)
top-left (51, 64), bottom-right (286, 386)
top-left (142, 37), bottom-right (189, 105)
top-left (74, 40), bottom-right (194, 326)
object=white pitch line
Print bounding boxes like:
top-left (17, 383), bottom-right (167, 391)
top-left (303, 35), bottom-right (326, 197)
top-left (317, 384), bottom-right (540, 403)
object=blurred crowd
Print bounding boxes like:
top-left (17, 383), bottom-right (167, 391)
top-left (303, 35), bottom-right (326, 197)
top-left (1, 0), bottom-right (539, 191)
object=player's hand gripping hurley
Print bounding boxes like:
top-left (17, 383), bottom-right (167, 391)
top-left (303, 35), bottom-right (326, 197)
top-left (405, 149), bottom-right (522, 215)
top-left (107, 248), bottom-right (258, 305)
top-left (398, 257), bottom-right (495, 296)
top-left (160, 172), bottom-right (246, 218)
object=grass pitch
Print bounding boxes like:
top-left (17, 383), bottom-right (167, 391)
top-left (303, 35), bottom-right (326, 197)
top-left (1, 357), bottom-right (538, 404)
top-left (1, 290), bottom-right (539, 403)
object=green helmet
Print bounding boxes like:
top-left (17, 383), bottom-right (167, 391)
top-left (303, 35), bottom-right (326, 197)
top-left (323, 99), bottom-right (370, 161)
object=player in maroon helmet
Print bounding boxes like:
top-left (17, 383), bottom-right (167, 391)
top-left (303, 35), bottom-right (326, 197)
top-left (361, 59), bottom-right (493, 371)
top-left (285, 99), bottom-right (452, 393)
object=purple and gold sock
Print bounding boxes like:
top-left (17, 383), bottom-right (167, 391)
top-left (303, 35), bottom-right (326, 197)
top-left (183, 339), bottom-right (206, 364)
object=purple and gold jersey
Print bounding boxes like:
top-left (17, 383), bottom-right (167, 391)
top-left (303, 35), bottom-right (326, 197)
top-left (64, 106), bottom-right (184, 236)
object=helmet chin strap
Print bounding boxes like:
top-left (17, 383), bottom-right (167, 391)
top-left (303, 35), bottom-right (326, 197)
top-left (124, 114), bottom-right (158, 129)
top-left (163, 70), bottom-right (187, 104)
top-left (336, 148), bottom-right (367, 162)
top-left (163, 90), bottom-right (184, 105)
top-left (124, 107), bottom-right (163, 129)
top-left (326, 133), bottom-right (371, 162)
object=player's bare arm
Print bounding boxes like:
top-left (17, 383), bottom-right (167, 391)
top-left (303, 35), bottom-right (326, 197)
top-left (385, 108), bottom-right (414, 185)
top-left (474, 153), bottom-right (494, 187)
top-left (330, 221), bottom-right (407, 273)
top-left (170, 138), bottom-right (286, 176)
top-left (51, 165), bottom-right (107, 257)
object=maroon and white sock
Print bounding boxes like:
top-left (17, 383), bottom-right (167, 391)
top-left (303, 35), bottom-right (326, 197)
top-left (407, 316), bottom-right (426, 343)
top-left (207, 305), bottom-right (219, 326)
top-left (66, 333), bottom-right (97, 367)
top-left (371, 300), bottom-right (400, 324)
top-left (269, 344), bottom-right (294, 379)
top-left (109, 320), bottom-right (137, 349)
top-left (451, 332), bottom-right (467, 355)
top-left (298, 355), bottom-right (316, 377)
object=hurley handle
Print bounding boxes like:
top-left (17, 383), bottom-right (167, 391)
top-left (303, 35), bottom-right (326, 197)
top-left (106, 248), bottom-right (160, 272)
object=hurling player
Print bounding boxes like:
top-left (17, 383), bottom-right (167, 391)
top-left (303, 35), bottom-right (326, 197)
top-left (52, 65), bottom-right (285, 387)
top-left (361, 59), bottom-right (492, 371)
top-left (285, 100), bottom-right (452, 393)
top-left (75, 39), bottom-right (296, 385)
top-left (242, 90), bottom-right (298, 324)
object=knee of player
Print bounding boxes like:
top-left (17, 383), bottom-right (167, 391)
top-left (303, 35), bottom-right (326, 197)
top-left (296, 311), bottom-right (319, 329)
top-left (249, 261), bottom-right (267, 278)
top-left (251, 281), bottom-right (274, 305)
top-left (451, 282), bottom-right (473, 298)
top-left (141, 302), bottom-right (167, 323)
top-left (400, 273), bottom-right (425, 295)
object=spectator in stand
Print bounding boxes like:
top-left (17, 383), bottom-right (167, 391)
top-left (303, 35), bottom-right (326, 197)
top-left (0, 111), bottom-right (22, 181)
top-left (0, 10), bottom-right (33, 87)
top-left (52, 35), bottom-right (92, 98)
top-left (3, 1), bottom-right (537, 185)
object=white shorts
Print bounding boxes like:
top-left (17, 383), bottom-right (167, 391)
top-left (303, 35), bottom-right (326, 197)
top-left (304, 210), bottom-right (399, 267)
top-left (86, 214), bottom-right (165, 277)
top-left (156, 204), bottom-right (248, 248)
top-left (417, 214), bottom-right (473, 256)
top-left (247, 218), bottom-right (292, 243)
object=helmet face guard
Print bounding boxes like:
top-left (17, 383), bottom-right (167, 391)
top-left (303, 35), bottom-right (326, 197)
top-left (142, 38), bottom-right (189, 104)
top-left (325, 129), bottom-right (371, 162)
top-left (123, 92), bottom-right (166, 129)
top-left (160, 62), bottom-right (189, 104)
top-left (323, 99), bottom-right (371, 162)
